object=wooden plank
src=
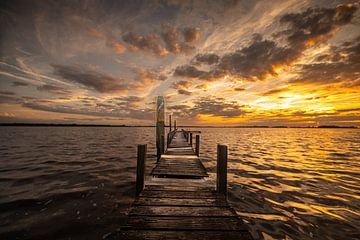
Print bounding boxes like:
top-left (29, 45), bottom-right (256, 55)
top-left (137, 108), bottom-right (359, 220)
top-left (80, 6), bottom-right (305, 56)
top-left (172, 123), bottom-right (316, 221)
top-left (129, 206), bottom-right (236, 217)
top-left (133, 197), bottom-right (228, 207)
top-left (145, 185), bottom-right (214, 191)
top-left (139, 190), bottom-right (223, 199)
top-left (122, 216), bottom-right (247, 231)
top-left (110, 230), bottom-right (253, 240)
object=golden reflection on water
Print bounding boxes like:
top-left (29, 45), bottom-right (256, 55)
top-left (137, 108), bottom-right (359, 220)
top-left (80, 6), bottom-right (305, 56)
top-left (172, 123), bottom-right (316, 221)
top-left (198, 128), bottom-right (360, 239)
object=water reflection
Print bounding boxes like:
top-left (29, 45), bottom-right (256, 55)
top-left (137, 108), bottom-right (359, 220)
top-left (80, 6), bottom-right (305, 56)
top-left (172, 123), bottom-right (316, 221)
top-left (0, 127), bottom-right (359, 239)
top-left (197, 128), bottom-right (360, 240)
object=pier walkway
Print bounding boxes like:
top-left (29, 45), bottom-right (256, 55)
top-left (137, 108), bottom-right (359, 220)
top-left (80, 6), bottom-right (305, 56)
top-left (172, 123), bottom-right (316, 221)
top-left (109, 130), bottom-right (253, 240)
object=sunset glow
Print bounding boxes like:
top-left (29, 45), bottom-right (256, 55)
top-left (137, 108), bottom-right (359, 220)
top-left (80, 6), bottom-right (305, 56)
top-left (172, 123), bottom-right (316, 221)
top-left (1, 0), bottom-right (359, 126)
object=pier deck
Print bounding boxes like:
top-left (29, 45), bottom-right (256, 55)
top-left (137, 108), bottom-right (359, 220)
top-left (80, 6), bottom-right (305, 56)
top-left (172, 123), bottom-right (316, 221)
top-left (110, 131), bottom-right (253, 240)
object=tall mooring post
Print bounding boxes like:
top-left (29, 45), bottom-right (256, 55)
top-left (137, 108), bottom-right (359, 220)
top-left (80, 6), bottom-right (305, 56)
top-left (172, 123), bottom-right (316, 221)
top-left (156, 96), bottom-right (165, 161)
top-left (217, 144), bottom-right (228, 197)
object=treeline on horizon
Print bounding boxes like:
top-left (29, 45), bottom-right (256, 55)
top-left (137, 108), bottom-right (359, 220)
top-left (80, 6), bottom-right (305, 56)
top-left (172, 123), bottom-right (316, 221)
top-left (0, 123), bottom-right (358, 128)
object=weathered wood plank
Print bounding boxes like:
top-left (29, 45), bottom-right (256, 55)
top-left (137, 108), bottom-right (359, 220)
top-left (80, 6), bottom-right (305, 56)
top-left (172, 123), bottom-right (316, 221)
top-left (145, 185), bottom-right (214, 192)
top-left (109, 230), bottom-right (253, 240)
top-left (129, 206), bottom-right (236, 217)
top-left (122, 216), bottom-right (247, 231)
top-left (133, 197), bottom-right (228, 207)
top-left (139, 190), bottom-right (223, 199)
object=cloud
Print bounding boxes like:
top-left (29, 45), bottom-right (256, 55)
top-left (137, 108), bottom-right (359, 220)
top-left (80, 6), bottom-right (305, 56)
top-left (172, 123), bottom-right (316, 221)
top-left (122, 32), bottom-right (167, 56)
top-left (115, 96), bottom-right (144, 107)
top-left (51, 64), bottom-right (130, 93)
top-left (37, 84), bottom-right (71, 95)
top-left (291, 36), bottom-right (360, 85)
top-left (0, 91), bottom-right (15, 96)
top-left (162, 26), bottom-right (194, 54)
top-left (172, 80), bottom-right (192, 89)
top-left (169, 96), bottom-right (246, 118)
top-left (182, 27), bottom-right (200, 43)
top-left (86, 26), bottom-right (126, 53)
top-left (12, 81), bottom-right (29, 87)
top-left (174, 4), bottom-right (359, 82)
top-left (122, 26), bottom-right (200, 56)
top-left (193, 53), bottom-right (220, 65)
top-left (178, 89), bottom-right (192, 95)
top-left (22, 101), bottom-right (154, 120)
top-left (278, 3), bottom-right (358, 48)
top-left (195, 83), bottom-right (208, 89)
top-left (190, 97), bottom-right (245, 118)
top-left (134, 68), bottom-right (167, 85)
top-left (261, 87), bottom-right (289, 96)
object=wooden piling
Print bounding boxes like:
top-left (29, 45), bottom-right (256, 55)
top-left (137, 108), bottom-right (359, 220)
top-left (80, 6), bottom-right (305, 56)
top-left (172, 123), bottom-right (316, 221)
top-left (156, 96), bottom-right (165, 161)
top-left (169, 114), bottom-right (172, 132)
top-left (195, 135), bottom-right (200, 156)
top-left (135, 144), bottom-right (147, 197)
top-left (216, 144), bottom-right (228, 197)
top-left (189, 132), bottom-right (193, 146)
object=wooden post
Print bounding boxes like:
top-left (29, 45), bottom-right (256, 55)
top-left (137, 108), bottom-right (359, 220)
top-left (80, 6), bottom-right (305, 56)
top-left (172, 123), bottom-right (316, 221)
top-left (169, 114), bottom-right (172, 132)
top-left (195, 135), bottom-right (200, 156)
top-left (189, 133), bottom-right (193, 146)
top-left (156, 96), bottom-right (165, 161)
top-left (216, 144), bottom-right (227, 197)
top-left (174, 120), bottom-right (177, 130)
top-left (160, 135), bottom-right (165, 154)
top-left (136, 144), bottom-right (146, 197)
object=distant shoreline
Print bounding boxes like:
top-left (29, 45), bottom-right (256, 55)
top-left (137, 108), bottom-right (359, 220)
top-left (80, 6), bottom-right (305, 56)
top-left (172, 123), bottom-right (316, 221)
top-left (0, 123), bottom-right (358, 128)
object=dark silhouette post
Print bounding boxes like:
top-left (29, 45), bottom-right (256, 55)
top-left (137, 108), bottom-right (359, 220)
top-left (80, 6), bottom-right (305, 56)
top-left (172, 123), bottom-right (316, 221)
top-left (189, 133), bottom-right (193, 146)
top-left (216, 144), bottom-right (227, 197)
top-left (195, 135), bottom-right (200, 156)
top-left (136, 144), bottom-right (147, 197)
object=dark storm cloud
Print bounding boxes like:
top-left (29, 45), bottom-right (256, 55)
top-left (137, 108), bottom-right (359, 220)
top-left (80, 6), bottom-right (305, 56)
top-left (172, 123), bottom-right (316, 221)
top-left (175, 4), bottom-right (358, 82)
top-left (193, 53), bottom-right (220, 65)
top-left (37, 84), bottom-right (71, 95)
top-left (51, 64), bottom-right (130, 93)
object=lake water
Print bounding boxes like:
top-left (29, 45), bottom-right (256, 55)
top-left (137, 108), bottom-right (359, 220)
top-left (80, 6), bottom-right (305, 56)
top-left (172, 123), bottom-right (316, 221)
top-left (0, 127), bottom-right (359, 240)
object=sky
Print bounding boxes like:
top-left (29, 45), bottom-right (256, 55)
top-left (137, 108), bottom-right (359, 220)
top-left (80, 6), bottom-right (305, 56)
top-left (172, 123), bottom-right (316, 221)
top-left (0, 0), bottom-right (359, 126)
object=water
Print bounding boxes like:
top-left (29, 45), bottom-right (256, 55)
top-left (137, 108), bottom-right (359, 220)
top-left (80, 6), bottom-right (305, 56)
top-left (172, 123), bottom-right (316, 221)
top-left (0, 127), bottom-right (359, 240)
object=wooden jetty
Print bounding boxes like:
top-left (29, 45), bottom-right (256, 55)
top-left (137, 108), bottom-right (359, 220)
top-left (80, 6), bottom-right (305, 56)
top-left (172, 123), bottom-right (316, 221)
top-left (107, 96), bottom-right (253, 240)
